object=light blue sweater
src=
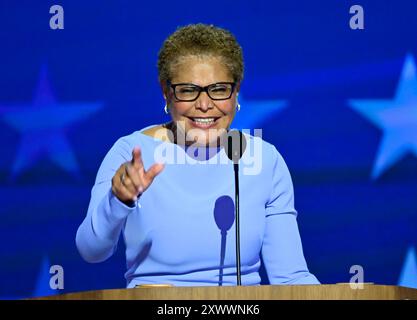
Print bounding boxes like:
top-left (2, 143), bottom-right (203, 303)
top-left (76, 126), bottom-right (319, 287)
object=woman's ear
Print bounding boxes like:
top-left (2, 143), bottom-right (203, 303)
top-left (160, 81), bottom-right (168, 100)
top-left (236, 81), bottom-right (241, 94)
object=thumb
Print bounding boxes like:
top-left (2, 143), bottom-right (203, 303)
top-left (145, 163), bottom-right (165, 182)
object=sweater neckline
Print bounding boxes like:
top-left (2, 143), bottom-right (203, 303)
top-left (137, 129), bottom-right (227, 163)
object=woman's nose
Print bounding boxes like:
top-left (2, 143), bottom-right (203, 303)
top-left (195, 92), bottom-right (214, 111)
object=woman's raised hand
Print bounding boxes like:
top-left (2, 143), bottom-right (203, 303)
top-left (112, 147), bottom-right (165, 204)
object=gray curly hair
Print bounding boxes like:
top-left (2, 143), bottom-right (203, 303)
top-left (157, 23), bottom-right (244, 83)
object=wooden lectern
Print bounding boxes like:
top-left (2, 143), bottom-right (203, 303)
top-left (35, 284), bottom-right (417, 300)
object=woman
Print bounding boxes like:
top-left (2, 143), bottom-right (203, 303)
top-left (76, 23), bottom-right (319, 287)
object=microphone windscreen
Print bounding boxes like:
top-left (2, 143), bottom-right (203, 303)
top-left (223, 130), bottom-right (247, 163)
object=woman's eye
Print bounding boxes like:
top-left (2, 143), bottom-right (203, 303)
top-left (210, 86), bottom-right (227, 93)
top-left (179, 87), bottom-right (198, 93)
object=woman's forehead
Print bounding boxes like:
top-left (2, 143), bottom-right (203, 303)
top-left (170, 55), bottom-right (233, 84)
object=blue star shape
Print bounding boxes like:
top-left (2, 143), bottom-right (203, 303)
top-left (231, 94), bottom-right (287, 131)
top-left (398, 246), bottom-right (417, 289)
top-left (349, 54), bottom-right (417, 179)
top-left (0, 66), bottom-right (103, 180)
top-left (32, 255), bottom-right (60, 298)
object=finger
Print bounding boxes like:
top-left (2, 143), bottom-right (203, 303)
top-left (121, 173), bottom-right (140, 196)
top-left (131, 147), bottom-right (144, 171)
top-left (144, 163), bottom-right (165, 183)
top-left (119, 183), bottom-right (138, 202)
top-left (112, 176), bottom-right (138, 202)
top-left (125, 164), bottom-right (142, 193)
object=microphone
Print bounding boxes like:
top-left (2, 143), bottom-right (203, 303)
top-left (223, 130), bottom-right (247, 286)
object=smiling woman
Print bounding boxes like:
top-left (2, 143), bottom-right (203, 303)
top-left (75, 23), bottom-right (319, 287)
top-left (156, 24), bottom-right (243, 147)
top-left (162, 55), bottom-right (237, 146)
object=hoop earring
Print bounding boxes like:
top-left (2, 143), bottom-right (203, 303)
top-left (164, 104), bottom-right (169, 114)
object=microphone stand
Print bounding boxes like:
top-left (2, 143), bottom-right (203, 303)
top-left (226, 131), bottom-right (246, 286)
top-left (233, 162), bottom-right (241, 286)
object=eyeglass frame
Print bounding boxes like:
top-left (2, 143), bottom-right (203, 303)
top-left (167, 81), bottom-right (237, 102)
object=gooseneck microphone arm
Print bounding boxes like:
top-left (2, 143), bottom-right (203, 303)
top-left (233, 162), bottom-right (241, 286)
top-left (225, 130), bottom-right (247, 286)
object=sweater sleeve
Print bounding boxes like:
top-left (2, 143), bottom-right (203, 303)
top-left (261, 146), bottom-right (320, 285)
top-left (75, 137), bottom-right (138, 263)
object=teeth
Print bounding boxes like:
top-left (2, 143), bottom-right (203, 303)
top-left (192, 118), bottom-right (215, 124)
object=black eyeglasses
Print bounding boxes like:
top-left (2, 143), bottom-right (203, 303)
top-left (168, 82), bottom-right (236, 102)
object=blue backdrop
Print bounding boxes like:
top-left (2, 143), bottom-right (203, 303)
top-left (1, 0), bottom-right (417, 298)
